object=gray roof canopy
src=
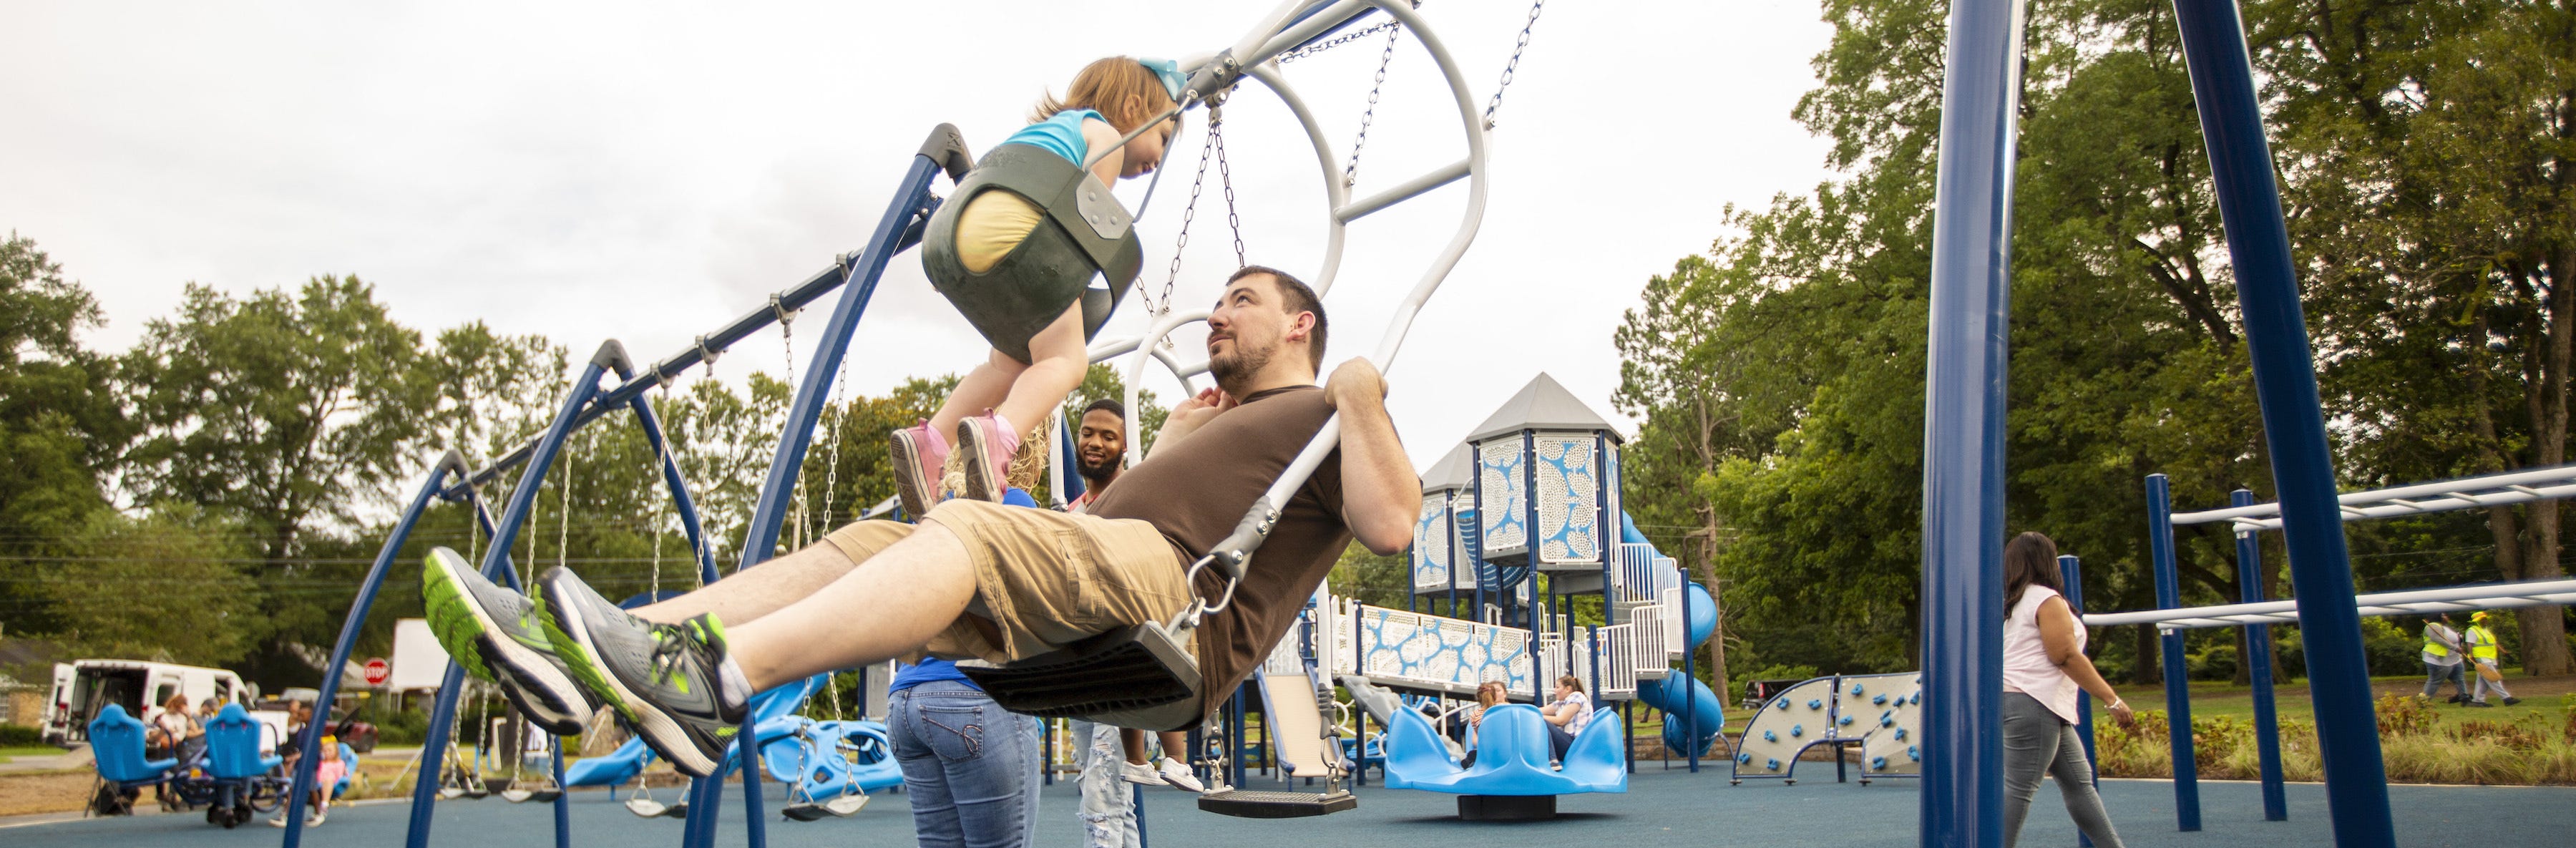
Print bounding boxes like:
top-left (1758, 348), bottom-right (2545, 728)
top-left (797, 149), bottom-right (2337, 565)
top-left (1420, 443), bottom-right (1474, 493)
top-left (1463, 373), bottom-right (1622, 444)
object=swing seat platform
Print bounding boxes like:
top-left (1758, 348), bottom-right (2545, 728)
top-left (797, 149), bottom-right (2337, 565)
top-left (1196, 789), bottom-right (1358, 819)
top-left (957, 622), bottom-right (1204, 731)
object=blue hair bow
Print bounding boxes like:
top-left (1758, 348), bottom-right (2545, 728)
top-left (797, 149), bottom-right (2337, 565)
top-left (1138, 57), bottom-right (1188, 102)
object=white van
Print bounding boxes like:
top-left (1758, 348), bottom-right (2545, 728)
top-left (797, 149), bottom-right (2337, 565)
top-left (40, 660), bottom-right (255, 747)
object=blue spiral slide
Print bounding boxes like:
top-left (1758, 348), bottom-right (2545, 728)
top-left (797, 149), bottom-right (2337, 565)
top-left (1620, 515), bottom-right (1727, 756)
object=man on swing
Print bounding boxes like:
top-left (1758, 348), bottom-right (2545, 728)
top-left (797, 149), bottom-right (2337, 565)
top-left (422, 265), bottom-right (1420, 778)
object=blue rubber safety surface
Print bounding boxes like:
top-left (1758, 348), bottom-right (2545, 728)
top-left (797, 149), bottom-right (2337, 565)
top-left (6, 771), bottom-right (2568, 847)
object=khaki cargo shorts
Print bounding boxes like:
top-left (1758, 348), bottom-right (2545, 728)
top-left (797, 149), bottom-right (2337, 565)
top-left (821, 499), bottom-right (1195, 665)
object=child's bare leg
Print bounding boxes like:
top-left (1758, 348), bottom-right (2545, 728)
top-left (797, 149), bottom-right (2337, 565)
top-left (996, 304), bottom-right (1090, 432)
top-left (723, 524), bottom-right (978, 691)
top-left (1158, 731), bottom-right (1191, 764)
top-left (932, 351), bottom-right (1028, 435)
top-left (1123, 728), bottom-right (1150, 765)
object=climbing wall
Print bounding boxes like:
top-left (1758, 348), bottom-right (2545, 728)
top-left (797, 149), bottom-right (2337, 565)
top-left (1729, 676), bottom-right (1842, 783)
top-left (1727, 672), bottom-right (1926, 784)
top-left (1850, 672), bottom-right (1923, 779)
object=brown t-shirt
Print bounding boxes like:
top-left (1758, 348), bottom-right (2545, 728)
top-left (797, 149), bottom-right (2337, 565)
top-left (1085, 385), bottom-right (1350, 718)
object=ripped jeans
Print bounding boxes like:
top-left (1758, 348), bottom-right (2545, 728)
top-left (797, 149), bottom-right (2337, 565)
top-left (1070, 720), bottom-right (1142, 848)
top-left (888, 679), bottom-right (1041, 848)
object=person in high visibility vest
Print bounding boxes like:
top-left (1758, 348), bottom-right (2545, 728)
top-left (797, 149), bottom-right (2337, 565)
top-left (2419, 613), bottom-right (2469, 703)
top-left (2462, 611), bottom-right (2520, 707)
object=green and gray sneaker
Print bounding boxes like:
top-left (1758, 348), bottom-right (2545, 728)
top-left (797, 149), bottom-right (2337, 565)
top-left (538, 566), bottom-right (745, 778)
top-left (421, 547), bottom-right (595, 734)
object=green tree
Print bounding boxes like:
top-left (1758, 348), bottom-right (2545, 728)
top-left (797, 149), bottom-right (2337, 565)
top-left (122, 277), bottom-right (432, 565)
top-left (0, 234), bottom-right (132, 633)
top-left (39, 505), bottom-right (262, 666)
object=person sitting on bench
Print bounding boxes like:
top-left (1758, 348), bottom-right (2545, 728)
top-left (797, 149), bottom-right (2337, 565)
top-left (421, 266), bottom-right (1420, 777)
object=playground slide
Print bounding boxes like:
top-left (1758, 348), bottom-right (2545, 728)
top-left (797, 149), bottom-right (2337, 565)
top-left (1257, 669), bottom-right (1335, 778)
top-left (1620, 514), bottom-right (1727, 756)
top-left (565, 737), bottom-right (655, 787)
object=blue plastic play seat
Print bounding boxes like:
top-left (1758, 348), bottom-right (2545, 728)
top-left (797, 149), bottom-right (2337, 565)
top-left (1382, 703), bottom-right (1624, 796)
top-left (204, 704), bottom-right (283, 779)
top-left (89, 704), bottom-right (179, 790)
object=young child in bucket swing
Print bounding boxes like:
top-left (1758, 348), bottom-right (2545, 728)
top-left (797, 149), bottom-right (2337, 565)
top-left (891, 56), bottom-right (1186, 516)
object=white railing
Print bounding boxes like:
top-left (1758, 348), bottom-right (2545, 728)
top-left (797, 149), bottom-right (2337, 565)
top-left (1596, 623), bottom-right (1639, 698)
top-left (1611, 542), bottom-right (1661, 606)
top-left (1629, 602), bottom-right (1672, 679)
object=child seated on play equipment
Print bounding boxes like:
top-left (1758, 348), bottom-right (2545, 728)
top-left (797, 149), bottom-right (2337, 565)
top-left (892, 57), bottom-right (1184, 516)
top-left (1458, 681), bottom-right (1507, 769)
top-left (270, 734), bottom-right (341, 828)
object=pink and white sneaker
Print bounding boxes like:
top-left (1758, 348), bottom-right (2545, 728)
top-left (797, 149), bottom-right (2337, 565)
top-left (955, 412), bottom-right (1020, 502)
top-left (889, 420), bottom-right (948, 517)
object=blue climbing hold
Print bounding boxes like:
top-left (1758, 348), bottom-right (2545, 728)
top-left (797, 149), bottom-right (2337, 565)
top-left (1807, 698), bottom-right (1823, 710)
top-left (1790, 724), bottom-right (1804, 738)
top-left (1894, 727), bottom-right (1908, 741)
top-left (1839, 714), bottom-right (1855, 726)
top-left (1850, 683), bottom-right (1865, 696)
top-left (1873, 693), bottom-right (1888, 706)
top-left (1907, 745), bottom-right (1921, 761)
top-left (1775, 698), bottom-right (1790, 711)
top-left (1909, 692), bottom-right (1921, 705)
top-left (1737, 753), bottom-right (1752, 764)
top-left (1765, 758), bottom-right (1781, 771)
top-left (1871, 756), bottom-right (1888, 770)
top-left (1762, 729), bottom-right (1777, 743)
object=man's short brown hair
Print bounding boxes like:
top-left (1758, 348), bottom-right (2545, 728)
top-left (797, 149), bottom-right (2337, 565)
top-left (1226, 265), bottom-right (1327, 371)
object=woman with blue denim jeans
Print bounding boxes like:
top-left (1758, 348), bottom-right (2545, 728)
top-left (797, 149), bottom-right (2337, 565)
top-left (889, 658), bottom-right (1041, 848)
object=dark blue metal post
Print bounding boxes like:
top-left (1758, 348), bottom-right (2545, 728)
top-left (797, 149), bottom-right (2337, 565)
top-left (2059, 555), bottom-right (2095, 848)
top-left (1920, 0), bottom-right (2026, 841)
top-left (2169, 1), bottom-right (2393, 841)
top-left (281, 452), bottom-right (466, 848)
top-left (409, 355), bottom-right (610, 848)
top-left (686, 146), bottom-right (948, 848)
top-left (2231, 489), bottom-right (2287, 821)
top-left (2144, 474), bottom-right (2200, 830)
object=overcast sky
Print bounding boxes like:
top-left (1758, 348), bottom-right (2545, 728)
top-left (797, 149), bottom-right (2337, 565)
top-left (3, 1), bottom-right (1838, 475)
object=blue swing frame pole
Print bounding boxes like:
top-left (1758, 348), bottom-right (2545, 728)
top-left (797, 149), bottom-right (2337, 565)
top-left (2144, 473), bottom-right (2199, 830)
top-left (2168, 0), bottom-right (2394, 842)
top-left (406, 352), bottom-right (613, 848)
top-left (2058, 555), bottom-right (2097, 848)
top-left (1919, 0), bottom-right (2025, 841)
top-left (2230, 489), bottom-right (2288, 821)
top-left (683, 137), bottom-right (952, 848)
top-left (278, 451), bottom-right (465, 848)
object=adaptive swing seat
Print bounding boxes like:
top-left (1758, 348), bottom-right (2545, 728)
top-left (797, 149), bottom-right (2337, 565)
top-left (86, 704), bottom-right (179, 815)
top-left (203, 703), bottom-right (285, 828)
top-left (919, 142), bottom-right (1142, 364)
top-left (1382, 703), bottom-right (1625, 820)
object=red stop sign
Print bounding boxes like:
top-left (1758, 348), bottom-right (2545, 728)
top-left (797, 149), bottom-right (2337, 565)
top-left (362, 658), bottom-right (391, 686)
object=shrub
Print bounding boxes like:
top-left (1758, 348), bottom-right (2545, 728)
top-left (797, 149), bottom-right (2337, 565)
top-left (2094, 696), bottom-right (2576, 785)
top-left (0, 724), bottom-right (44, 746)
top-left (2189, 644), bottom-right (2237, 681)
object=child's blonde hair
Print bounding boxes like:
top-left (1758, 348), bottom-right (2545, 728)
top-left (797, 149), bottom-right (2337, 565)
top-left (1031, 57), bottom-right (1179, 135)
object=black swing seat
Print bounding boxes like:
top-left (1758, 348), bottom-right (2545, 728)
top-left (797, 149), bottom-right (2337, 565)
top-left (920, 142), bottom-right (1143, 364)
top-left (1198, 789), bottom-right (1359, 819)
top-left (955, 621), bottom-right (1203, 731)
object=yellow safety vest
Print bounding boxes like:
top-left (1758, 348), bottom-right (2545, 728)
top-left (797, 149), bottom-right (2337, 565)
top-left (2423, 629), bottom-right (2451, 658)
top-left (2465, 625), bottom-right (2499, 661)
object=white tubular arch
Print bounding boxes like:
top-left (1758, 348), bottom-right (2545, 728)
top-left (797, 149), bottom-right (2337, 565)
top-left (1084, 0), bottom-right (1491, 473)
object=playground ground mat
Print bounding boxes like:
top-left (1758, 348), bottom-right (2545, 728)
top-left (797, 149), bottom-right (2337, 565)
top-left (2, 765), bottom-right (2567, 847)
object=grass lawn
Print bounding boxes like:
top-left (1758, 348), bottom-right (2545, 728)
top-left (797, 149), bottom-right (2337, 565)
top-left (0, 746), bottom-right (68, 764)
top-left (2147, 671), bottom-right (2574, 725)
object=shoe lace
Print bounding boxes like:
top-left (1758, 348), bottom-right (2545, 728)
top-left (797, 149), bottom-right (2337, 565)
top-left (646, 621), bottom-right (710, 688)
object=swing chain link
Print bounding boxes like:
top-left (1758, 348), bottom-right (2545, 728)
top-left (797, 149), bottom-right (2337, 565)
top-left (1215, 121), bottom-right (1245, 268)
top-left (1279, 19), bottom-right (1399, 63)
top-left (1342, 19), bottom-right (1405, 188)
top-left (1153, 97), bottom-right (1231, 343)
top-left (1483, 0), bottom-right (1546, 129)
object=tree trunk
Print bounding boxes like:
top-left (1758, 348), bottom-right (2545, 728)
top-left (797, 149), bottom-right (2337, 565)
top-left (2520, 249), bottom-right (2576, 676)
top-left (2133, 623), bottom-right (2162, 686)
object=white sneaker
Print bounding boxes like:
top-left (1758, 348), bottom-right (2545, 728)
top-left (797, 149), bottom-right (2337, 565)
top-left (268, 815), bottom-right (289, 828)
top-left (1118, 760), bottom-right (1165, 786)
top-left (307, 810), bottom-right (326, 827)
top-left (1154, 756), bottom-right (1206, 793)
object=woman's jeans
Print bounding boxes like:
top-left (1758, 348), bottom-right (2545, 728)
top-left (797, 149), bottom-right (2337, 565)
top-left (2001, 692), bottom-right (2124, 848)
top-left (888, 680), bottom-right (1042, 848)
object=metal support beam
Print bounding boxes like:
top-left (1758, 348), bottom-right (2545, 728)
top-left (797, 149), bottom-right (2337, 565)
top-left (2169, 0), bottom-right (2394, 840)
top-left (2233, 490), bottom-right (2288, 822)
top-left (1919, 0), bottom-right (2026, 842)
top-left (2145, 474), bottom-right (2200, 831)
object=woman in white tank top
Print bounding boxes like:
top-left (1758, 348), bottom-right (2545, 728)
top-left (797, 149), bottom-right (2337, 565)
top-left (1999, 532), bottom-right (2134, 848)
